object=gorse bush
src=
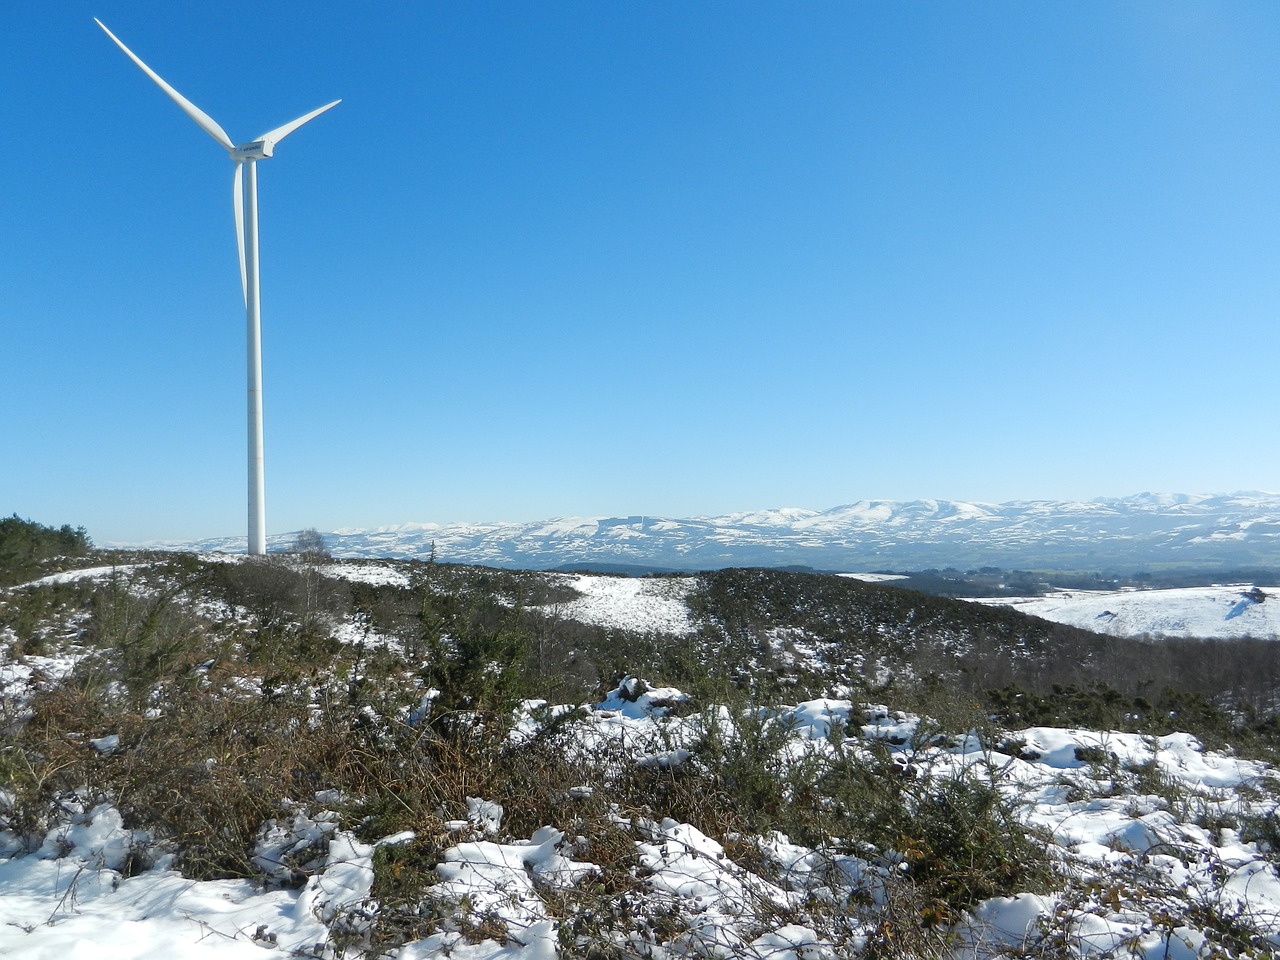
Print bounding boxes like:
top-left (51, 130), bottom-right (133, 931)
top-left (417, 587), bottom-right (532, 717)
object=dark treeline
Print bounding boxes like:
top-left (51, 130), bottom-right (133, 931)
top-left (0, 515), bottom-right (92, 586)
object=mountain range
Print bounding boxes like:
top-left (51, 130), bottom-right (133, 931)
top-left (124, 491), bottom-right (1280, 572)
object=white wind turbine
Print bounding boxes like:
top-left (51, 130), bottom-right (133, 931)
top-left (95, 19), bottom-right (339, 556)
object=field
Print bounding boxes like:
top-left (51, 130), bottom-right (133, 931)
top-left (3, 549), bottom-right (1280, 958)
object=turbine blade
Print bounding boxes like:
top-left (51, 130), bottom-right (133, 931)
top-left (254, 100), bottom-right (341, 150)
top-left (95, 19), bottom-right (235, 153)
top-left (233, 163), bottom-right (247, 307)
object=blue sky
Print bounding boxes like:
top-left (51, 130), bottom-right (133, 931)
top-left (6, 2), bottom-right (1279, 543)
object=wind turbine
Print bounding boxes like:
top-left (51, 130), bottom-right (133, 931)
top-left (95, 19), bottom-right (339, 556)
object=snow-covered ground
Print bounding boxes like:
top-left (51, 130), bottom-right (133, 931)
top-left (16, 564), bottom-right (144, 588)
top-left (2, 684), bottom-right (1278, 958)
top-left (321, 561), bottom-right (412, 589)
top-left (5, 562), bottom-right (1280, 957)
top-left (972, 584), bottom-right (1280, 640)
top-left (0, 797), bottom-right (388, 959)
top-left (547, 574), bottom-right (696, 635)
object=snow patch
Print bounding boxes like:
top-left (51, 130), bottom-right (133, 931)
top-left (551, 574), bottom-right (696, 634)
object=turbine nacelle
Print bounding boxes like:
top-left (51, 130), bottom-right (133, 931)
top-left (233, 141), bottom-right (274, 161)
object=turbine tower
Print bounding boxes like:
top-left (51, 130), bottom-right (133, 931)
top-left (95, 19), bottom-right (339, 555)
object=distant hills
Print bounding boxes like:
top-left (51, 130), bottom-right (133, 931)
top-left (124, 491), bottom-right (1280, 572)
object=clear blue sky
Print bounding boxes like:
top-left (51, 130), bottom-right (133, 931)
top-left (5, 1), bottom-right (1279, 543)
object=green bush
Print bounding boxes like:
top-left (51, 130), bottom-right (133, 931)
top-left (801, 733), bottom-right (1059, 921)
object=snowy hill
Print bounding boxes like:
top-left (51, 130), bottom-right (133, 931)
top-left (973, 583), bottom-right (1280, 640)
top-left (125, 491), bottom-right (1280, 571)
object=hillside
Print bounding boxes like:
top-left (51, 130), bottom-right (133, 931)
top-left (3, 551), bottom-right (1280, 957)
top-left (972, 583), bottom-right (1280, 641)
top-left (117, 491), bottom-right (1280, 573)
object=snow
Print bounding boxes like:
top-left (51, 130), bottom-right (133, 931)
top-left (549, 574), bottom-right (696, 635)
top-left (972, 584), bottom-right (1280, 639)
top-left (321, 561), bottom-right (412, 589)
top-left (0, 794), bottom-right (386, 959)
top-left (594, 676), bottom-right (690, 718)
top-left (0, 637), bottom-right (92, 733)
top-left (3, 685), bottom-right (1280, 957)
top-left (433, 826), bottom-right (597, 926)
top-left (332, 614), bottom-right (405, 651)
top-left (527, 518), bottom-right (600, 537)
top-left (717, 507), bottom-right (821, 527)
top-left (10, 564), bottom-right (143, 589)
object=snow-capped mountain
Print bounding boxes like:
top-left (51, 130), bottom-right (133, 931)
top-left (130, 491), bottom-right (1280, 572)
